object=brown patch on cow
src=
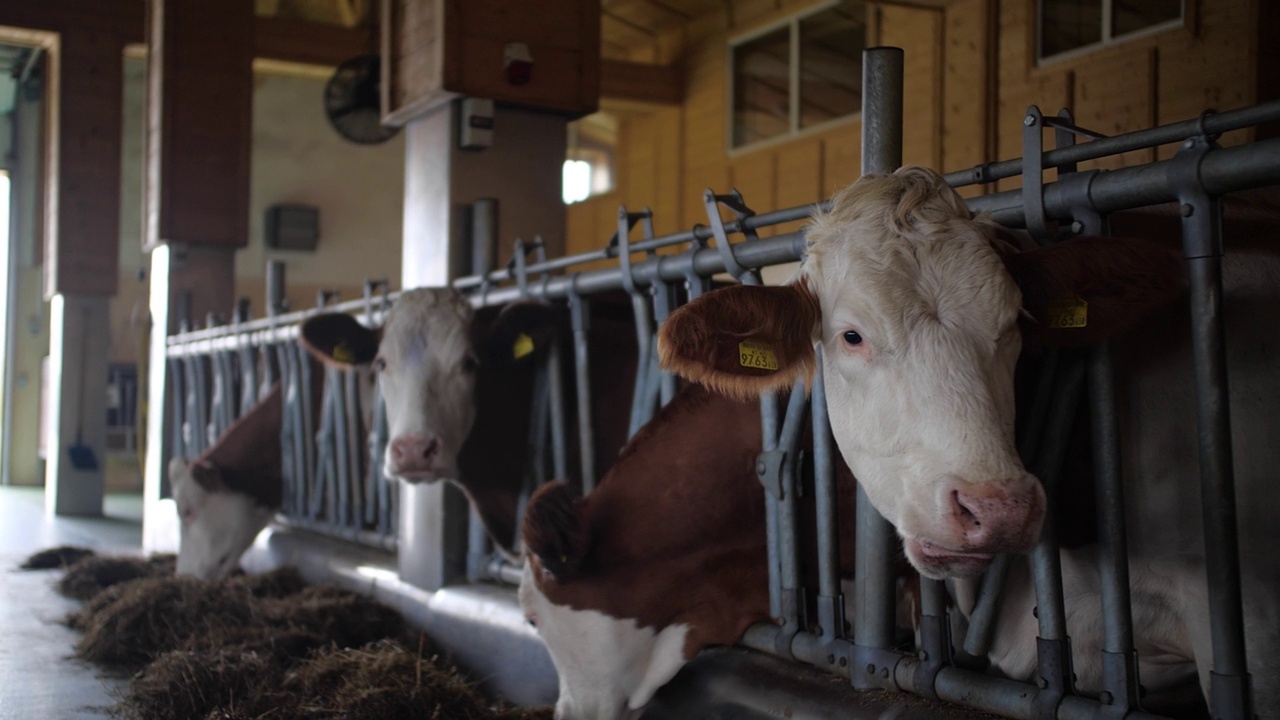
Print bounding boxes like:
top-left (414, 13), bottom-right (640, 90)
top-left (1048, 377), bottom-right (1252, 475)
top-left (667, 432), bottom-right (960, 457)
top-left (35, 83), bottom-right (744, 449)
top-left (192, 383), bottom-right (290, 510)
top-left (1006, 235), bottom-right (1187, 347)
top-left (299, 313), bottom-right (382, 368)
top-left (658, 283), bottom-right (820, 401)
top-left (523, 481), bottom-right (588, 581)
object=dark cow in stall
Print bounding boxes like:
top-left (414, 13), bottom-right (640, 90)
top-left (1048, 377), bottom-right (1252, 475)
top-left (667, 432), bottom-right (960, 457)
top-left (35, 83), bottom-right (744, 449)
top-left (659, 166), bottom-right (1278, 709)
top-left (519, 383), bottom-right (871, 720)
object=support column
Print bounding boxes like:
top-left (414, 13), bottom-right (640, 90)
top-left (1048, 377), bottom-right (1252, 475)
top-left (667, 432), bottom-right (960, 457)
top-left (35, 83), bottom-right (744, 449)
top-left (140, 0), bottom-right (253, 551)
top-left (44, 294), bottom-right (110, 516)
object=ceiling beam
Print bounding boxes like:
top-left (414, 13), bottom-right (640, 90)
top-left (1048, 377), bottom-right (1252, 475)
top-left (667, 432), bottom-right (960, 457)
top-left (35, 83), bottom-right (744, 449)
top-left (600, 59), bottom-right (682, 105)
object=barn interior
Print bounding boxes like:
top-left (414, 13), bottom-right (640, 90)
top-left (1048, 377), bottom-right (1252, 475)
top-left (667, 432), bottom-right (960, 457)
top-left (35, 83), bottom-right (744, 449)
top-left (0, 0), bottom-right (1277, 718)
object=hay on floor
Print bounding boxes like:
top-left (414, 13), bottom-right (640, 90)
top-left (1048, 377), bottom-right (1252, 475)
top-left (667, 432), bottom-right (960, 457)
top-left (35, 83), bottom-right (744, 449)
top-left (19, 545), bottom-right (96, 570)
top-left (57, 554), bottom-right (175, 601)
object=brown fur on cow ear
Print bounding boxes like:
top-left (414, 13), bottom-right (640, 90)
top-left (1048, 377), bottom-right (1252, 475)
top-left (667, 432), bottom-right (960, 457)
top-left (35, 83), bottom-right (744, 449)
top-left (299, 313), bottom-right (382, 368)
top-left (189, 461), bottom-right (226, 494)
top-left (522, 481), bottom-right (588, 582)
top-left (1005, 235), bottom-right (1186, 347)
top-left (480, 301), bottom-right (561, 367)
top-left (658, 283), bottom-right (820, 401)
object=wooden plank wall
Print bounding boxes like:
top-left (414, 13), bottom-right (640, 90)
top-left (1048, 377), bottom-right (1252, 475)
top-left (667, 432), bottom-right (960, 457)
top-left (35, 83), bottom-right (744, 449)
top-left (569, 0), bottom-right (1261, 254)
top-left (567, 0), bottom-right (945, 256)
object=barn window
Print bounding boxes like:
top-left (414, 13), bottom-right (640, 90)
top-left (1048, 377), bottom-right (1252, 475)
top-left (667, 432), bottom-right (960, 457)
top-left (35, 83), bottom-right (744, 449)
top-left (563, 114), bottom-right (616, 205)
top-left (730, 0), bottom-right (867, 151)
top-left (1038, 0), bottom-right (1183, 61)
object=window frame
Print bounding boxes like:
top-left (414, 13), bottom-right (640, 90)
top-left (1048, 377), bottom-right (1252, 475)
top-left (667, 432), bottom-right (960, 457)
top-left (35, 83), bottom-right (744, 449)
top-left (1036, 0), bottom-right (1186, 66)
top-left (726, 0), bottom-right (865, 155)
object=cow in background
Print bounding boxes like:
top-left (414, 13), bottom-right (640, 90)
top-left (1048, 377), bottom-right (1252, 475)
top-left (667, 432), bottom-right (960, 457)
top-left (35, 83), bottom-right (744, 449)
top-left (300, 287), bottom-right (637, 554)
top-left (658, 166), bottom-right (1278, 709)
top-left (170, 383), bottom-right (289, 580)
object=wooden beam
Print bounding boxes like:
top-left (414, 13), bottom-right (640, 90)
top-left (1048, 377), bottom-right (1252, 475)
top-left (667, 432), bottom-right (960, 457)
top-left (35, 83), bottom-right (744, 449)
top-left (255, 17), bottom-right (366, 67)
top-left (601, 59), bottom-right (682, 105)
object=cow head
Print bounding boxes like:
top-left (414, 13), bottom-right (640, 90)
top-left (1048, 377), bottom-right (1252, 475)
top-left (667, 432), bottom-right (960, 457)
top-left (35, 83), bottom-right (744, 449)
top-left (660, 166), bottom-right (1185, 579)
top-left (300, 288), bottom-right (557, 486)
top-left (520, 479), bottom-right (769, 720)
top-left (170, 457), bottom-right (275, 580)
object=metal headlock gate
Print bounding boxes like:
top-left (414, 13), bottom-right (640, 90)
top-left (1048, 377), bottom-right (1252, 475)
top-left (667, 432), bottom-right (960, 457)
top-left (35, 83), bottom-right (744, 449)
top-left (159, 46), bottom-right (1280, 720)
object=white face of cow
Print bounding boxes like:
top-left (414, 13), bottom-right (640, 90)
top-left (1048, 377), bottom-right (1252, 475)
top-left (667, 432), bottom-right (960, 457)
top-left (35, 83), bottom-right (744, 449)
top-left (374, 289), bottom-right (478, 483)
top-left (170, 458), bottom-right (274, 580)
top-left (519, 563), bottom-right (691, 720)
top-left (800, 172), bottom-right (1042, 578)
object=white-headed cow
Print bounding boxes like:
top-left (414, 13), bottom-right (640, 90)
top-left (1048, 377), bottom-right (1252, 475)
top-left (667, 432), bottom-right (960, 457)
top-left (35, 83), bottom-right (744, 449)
top-left (658, 166), bottom-right (1277, 710)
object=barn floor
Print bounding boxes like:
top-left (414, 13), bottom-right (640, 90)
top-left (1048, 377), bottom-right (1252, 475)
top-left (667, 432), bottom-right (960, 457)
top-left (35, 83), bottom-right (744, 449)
top-left (0, 486), bottom-right (143, 719)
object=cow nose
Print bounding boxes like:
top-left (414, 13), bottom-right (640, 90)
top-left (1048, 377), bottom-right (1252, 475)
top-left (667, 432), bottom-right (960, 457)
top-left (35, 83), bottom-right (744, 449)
top-left (390, 435), bottom-right (439, 471)
top-left (948, 479), bottom-right (1044, 551)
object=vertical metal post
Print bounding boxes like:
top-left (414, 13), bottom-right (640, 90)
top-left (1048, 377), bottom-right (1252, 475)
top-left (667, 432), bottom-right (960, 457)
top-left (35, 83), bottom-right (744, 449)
top-left (568, 288), bottom-right (597, 493)
top-left (853, 46), bottom-right (904, 669)
top-left (760, 393), bottom-right (782, 619)
top-left (1174, 136), bottom-right (1254, 720)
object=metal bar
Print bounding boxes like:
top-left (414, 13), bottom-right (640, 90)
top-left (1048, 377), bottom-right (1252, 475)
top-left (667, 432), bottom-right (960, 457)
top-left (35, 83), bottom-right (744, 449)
top-left (760, 393), bottom-right (782, 619)
top-left (944, 99), bottom-right (1280, 188)
top-left (811, 345), bottom-right (839, 602)
top-left (546, 341), bottom-right (569, 481)
top-left (772, 379), bottom-right (809, 656)
top-left (1088, 342), bottom-right (1142, 714)
top-left (568, 291), bottom-right (597, 493)
top-left (966, 137), bottom-right (1280, 227)
top-left (853, 45), bottom-right (904, 673)
top-left (1174, 137), bottom-right (1254, 720)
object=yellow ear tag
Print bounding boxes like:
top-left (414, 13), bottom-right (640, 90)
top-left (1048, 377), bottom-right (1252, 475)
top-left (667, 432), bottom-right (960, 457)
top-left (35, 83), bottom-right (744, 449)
top-left (1046, 295), bottom-right (1088, 329)
top-left (513, 332), bottom-right (535, 359)
top-left (332, 340), bottom-right (356, 364)
top-left (738, 340), bottom-right (779, 371)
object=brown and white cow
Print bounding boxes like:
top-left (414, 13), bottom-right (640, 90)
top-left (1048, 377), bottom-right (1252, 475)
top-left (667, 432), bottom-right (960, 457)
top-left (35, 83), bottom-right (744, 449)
top-left (659, 165), bottom-right (1185, 580)
top-left (658, 166), bottom-right (1278, 709)
top-left (519, 383), bottom-right (866, 720)
top-left (301, 287), bottom-right (637, 553)
top-left (170, 383), bottom-right (292, 580)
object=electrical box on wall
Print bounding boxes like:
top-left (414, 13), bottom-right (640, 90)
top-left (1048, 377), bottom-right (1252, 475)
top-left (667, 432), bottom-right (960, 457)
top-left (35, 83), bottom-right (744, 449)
top-left (265, 204), bottom-right (320, 251)
top-left (459, 98), bottom-right (495, 150)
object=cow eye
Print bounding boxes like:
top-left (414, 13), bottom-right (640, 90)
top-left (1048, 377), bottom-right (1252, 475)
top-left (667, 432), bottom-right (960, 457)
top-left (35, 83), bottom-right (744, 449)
top-left (462, 356), bottom-right (479, 374)
top-left (842, 330), bottom-right (863, 346)
top-left (373, 355), bottom-right (387, 372)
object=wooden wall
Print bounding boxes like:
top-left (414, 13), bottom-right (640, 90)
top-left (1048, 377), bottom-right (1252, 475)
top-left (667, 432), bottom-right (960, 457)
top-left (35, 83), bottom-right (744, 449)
top-left (568, 0), bottom-right (1263, 253)
top-left (567, 0), bottom-right (946, 256)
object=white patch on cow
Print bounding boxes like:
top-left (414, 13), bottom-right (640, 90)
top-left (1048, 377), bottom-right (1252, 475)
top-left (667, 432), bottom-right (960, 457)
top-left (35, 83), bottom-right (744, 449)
top-left (800, 168), bottom-right (1043, 577)
top-left (519, 564), bottom-right (690, 720)
top-left (376, 288), bottom-right (477, 483)
top-left (170, 458), bottom-right (274, 580)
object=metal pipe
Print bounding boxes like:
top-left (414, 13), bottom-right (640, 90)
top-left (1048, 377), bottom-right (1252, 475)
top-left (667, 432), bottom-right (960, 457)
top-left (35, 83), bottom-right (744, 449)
top-left (266, 260), bottom-right (286, 316)
top-left (1088, 342), bottom-right (1142, 709)
top-left (760, 393), bottom-right (781, 618)
top-left (854, 45), bottom-right (904, 662)
top-left (1175, 140), bottom-right (1254, 718)
top-left (775, 380), bottom-right (809, 637)
top-left (944, 100), bottom-right (1280, 188)
top-left (545, 341), bottom-right (569, 481)
top-left (568, 293), bottom-right (597, 493)
top-left (811, 345), bottom-right (839, 601)
top-left (967, 137), bottom-right (1280, 227)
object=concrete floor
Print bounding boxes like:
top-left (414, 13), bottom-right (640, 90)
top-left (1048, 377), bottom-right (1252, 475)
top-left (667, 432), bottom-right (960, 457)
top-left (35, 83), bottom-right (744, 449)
top-left (0, 487), bottom-right (143, 720)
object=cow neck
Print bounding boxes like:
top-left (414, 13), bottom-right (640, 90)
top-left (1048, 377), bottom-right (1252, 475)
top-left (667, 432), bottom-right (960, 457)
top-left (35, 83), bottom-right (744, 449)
top-left (194, 382), bottom-right (287, 509)
top-left (541, 384), bottom-right (772, 650)
top-left (456, 355), bottom-right (542, 552)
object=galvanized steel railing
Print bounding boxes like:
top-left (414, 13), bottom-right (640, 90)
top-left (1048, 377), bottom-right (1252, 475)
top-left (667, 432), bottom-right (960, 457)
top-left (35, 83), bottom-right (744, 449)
top-left (159, 45), bottom-right (1280, 720)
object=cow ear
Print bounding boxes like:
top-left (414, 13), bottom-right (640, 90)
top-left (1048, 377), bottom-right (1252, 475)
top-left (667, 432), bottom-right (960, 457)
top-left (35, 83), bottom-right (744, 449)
top-left (299, 313), bottom-right (382, 368)
top-left (658, 282), bottom-right (820, 401)
top-left (189, 461), bottom-right (226, 493)
top-left (522, 481), bottom-right (588, 582)
top-left (1005, 236), bottom-right (1186, 347)
top-left (480, 301), bottom-right (560, 367)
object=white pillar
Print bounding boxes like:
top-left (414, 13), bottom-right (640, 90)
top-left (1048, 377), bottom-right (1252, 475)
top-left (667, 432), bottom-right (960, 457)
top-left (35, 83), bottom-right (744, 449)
top-left (45, 293), bottom-right (110, 517)
top-left (141, 245), bottom-right (179, 552)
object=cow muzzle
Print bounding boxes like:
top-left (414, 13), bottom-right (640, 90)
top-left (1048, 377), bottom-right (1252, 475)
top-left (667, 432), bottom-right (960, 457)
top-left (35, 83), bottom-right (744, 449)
top-left (385, 434), bottom-right (449, 482)
top-left (905, 475), bottom-right (1045, 579)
